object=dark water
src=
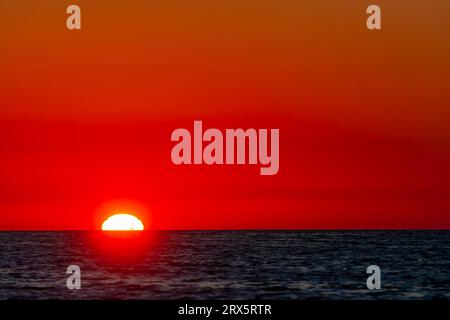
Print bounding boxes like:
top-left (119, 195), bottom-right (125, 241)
top-left (0, 231), bottom-right (449, 300)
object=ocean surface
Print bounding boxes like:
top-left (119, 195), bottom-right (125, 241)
top-left (0, 231), bottom-right (449, 300)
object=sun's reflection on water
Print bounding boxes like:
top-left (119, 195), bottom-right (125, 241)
top-left (87, 231), bottom-right (162, 264)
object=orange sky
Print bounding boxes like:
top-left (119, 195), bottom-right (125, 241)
top-left (0, 1), bottom-right (450, 229)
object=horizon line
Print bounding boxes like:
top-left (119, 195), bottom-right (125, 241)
top-left (1, 228), bottom-right (449, 232)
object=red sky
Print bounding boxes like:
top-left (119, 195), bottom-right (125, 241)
top-left (1, 1), bottom-right (450, 229)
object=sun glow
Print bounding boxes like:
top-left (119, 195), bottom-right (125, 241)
top-left (101, 213), bottom-right (144, 231)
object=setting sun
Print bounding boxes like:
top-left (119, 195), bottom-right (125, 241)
top-left (101, 213), bottom-right (144, 231)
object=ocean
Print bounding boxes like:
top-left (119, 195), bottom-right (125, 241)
top-left (0, 231), bottom-right (449, 300)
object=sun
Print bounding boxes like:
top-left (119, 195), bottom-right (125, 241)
top-left (101, 213), bottom-right (144, 231)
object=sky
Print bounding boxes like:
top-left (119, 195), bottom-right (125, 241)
top-left (0, 0), bottom-right (450, 230)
